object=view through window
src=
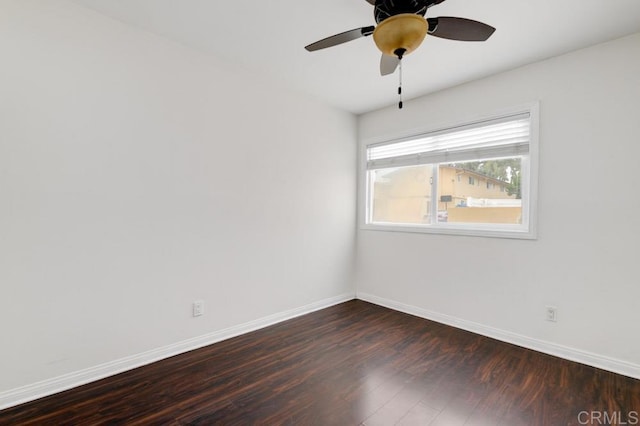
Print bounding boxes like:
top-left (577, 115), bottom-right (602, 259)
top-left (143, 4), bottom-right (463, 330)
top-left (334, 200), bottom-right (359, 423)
top-left (364, 108), bottom-right (537, 238)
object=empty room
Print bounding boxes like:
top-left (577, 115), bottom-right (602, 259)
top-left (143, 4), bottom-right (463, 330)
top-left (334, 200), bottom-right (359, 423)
top-left (1, 0), bottom-right (639, 424)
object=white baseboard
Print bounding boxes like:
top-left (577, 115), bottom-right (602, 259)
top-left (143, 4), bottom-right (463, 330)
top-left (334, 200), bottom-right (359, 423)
top-left (4, 291), bottom-right (637, 412)
top-left (0, 293), bottom-right (355, 411)
top-left (357, 292), bottom-right (640, 381)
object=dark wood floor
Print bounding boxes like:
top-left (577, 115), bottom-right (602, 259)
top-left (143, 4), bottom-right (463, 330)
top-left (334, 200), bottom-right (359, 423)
top-left (2, 300), bottom-right (639, 425)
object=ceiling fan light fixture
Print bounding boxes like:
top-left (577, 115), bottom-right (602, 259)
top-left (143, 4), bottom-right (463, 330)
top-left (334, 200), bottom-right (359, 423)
top-left (373, 13), bottom-right (428, 57)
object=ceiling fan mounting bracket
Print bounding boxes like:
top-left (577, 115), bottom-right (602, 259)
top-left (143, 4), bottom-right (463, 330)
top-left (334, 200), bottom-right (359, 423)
top-left (374, 0), bottom-right (428, 24)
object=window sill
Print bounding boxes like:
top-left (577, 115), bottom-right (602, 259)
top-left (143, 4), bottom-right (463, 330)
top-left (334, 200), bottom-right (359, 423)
top-left (361, 222), bottom-right (537, 240)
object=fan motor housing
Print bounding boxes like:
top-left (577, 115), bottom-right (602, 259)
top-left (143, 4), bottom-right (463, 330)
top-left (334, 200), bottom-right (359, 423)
top-left (374, 0), bottom-right (428, 24)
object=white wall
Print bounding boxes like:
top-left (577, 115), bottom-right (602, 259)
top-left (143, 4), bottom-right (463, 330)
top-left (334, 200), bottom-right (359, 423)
top-left (357, 33), bottom-right (640, 378)
top-left (0, 0), bottom-right (356, 400)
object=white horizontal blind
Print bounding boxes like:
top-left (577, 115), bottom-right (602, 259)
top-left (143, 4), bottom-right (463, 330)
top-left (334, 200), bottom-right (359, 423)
top-left (367, 113), bottom-right (530, 170)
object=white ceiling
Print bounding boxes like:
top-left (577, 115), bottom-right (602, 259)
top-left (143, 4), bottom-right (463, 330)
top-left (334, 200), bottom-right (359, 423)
top-left (72, 0), bottom-right (640, 114)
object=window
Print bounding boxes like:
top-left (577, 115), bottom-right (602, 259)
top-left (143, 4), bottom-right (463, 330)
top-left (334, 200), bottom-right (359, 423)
top-left (362, 105), bottom-right (538, 239)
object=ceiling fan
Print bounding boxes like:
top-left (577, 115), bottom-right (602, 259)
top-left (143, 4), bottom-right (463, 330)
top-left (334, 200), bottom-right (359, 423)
top-left (305, 0), bottom-right (495, 107)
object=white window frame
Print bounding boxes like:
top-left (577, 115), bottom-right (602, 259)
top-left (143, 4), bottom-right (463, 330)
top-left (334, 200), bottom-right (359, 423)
top-left (359, 102), bottom-right (539, 240)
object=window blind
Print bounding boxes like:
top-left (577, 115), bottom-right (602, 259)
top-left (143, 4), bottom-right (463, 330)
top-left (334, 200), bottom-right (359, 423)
top-left (367, 113), bottom-right (530, 170)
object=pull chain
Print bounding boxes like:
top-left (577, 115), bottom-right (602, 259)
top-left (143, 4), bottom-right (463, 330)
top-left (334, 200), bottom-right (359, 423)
top-left (398, 58), bottom-right (403, 109)
top-left (393, 48), bottom-right (406, 110)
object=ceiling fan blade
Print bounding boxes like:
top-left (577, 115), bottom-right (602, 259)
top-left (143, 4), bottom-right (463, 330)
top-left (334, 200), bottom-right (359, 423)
top-left (305, 26), bottom-right (375, 51)
top-left (427, 17), bottom-right (495, 41)
top-left (380, 54), bottom-right (400, 76)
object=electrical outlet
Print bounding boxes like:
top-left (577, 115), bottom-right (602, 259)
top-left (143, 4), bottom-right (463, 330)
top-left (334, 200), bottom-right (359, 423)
top-left (193, 300), bottom-right (204, 317)
top-left (546, 306), bottom-right (557, 322)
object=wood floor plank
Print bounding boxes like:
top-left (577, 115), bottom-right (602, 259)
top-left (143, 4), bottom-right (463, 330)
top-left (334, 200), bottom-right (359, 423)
top-left (1, 300), bottom-right (639, 425)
